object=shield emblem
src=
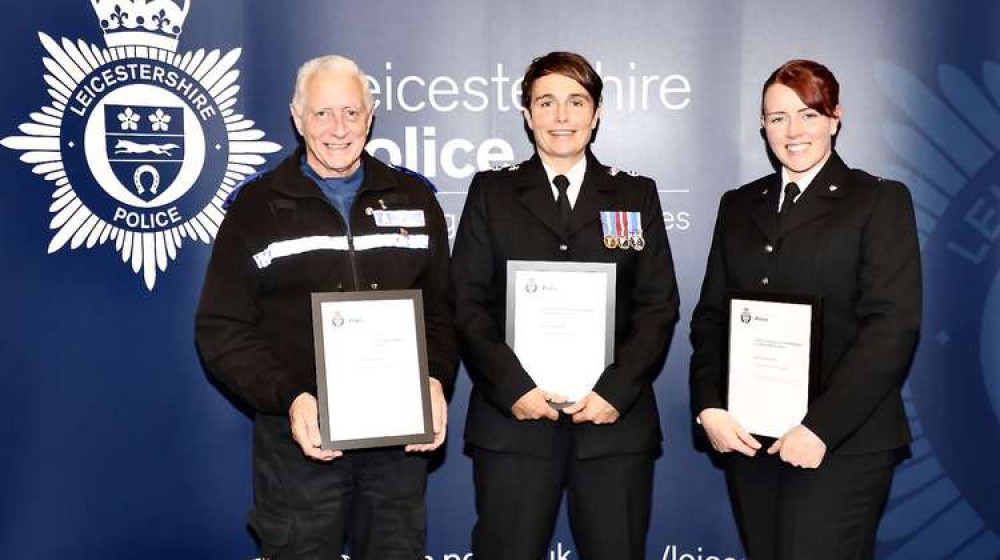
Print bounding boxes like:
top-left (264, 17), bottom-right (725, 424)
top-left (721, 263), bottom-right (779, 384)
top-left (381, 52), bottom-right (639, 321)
top-left (104, 104), bottom-right (185, 203)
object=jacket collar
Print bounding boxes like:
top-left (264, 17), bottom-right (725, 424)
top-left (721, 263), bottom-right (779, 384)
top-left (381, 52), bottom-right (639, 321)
top-left (515, 150), bottom-right (614, 240)
top-left (270, 148), bottom-right (397, 200)
top-left (751, 151), bottom-right (849, 241)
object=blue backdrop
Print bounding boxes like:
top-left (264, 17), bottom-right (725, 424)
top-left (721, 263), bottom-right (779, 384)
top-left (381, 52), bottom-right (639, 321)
top-left (1, 1), bottom-right (998, 558)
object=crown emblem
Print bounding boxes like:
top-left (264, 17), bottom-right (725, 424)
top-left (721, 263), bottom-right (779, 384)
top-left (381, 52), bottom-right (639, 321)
top-left (90, 0), bottom-right (190, 51)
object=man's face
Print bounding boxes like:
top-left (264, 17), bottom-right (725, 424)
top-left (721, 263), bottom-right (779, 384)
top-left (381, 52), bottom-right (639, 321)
top-left (293, 69), bottom-right (372, 178)
top-left (761, 83), bottom-right (840, 182)
top-left (522, 73), bottom-right (600, 171)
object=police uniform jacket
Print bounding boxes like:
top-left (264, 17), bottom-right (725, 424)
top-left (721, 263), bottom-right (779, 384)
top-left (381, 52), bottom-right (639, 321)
top-left (690, 152), bottom-right (921, 455)
top-left (452, 151), bottom-right (679, 459)
top-left (196, 150), bottom-right (457, 415)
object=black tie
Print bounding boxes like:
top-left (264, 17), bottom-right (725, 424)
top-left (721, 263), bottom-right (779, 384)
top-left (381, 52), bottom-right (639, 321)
top-left (553, 174), bottom-right (571, 235)
top-left (779, 182), bottom-right (800, 218)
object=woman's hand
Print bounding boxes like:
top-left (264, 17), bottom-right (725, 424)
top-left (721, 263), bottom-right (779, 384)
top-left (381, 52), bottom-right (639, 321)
top-left (698, 408), bottom-right (762, 456)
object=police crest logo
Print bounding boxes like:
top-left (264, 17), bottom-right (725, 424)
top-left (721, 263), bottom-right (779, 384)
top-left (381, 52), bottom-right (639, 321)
top-left (740, 308), bottom-right (751, 324)
top-left (525, 278), bottom-right (538, 294)
top-left (871, 60), bottom-right (1000, 558)
top-left (1, 0), bottom-right (280, 290)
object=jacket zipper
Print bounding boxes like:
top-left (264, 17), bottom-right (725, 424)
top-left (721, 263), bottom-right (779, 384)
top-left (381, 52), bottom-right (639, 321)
top-left (344, 196), bottom-right (363, 291)
top-left (346, 229), bottom-right (360, 291)
top-left (319, 198), bottom-right (361, 291)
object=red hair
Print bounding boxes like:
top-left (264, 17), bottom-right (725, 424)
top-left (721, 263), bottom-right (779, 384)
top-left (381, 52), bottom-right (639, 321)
top-left (761, 59), bottom-right (840, 118)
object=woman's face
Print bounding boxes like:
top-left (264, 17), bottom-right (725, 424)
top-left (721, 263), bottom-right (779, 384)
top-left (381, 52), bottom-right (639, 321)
top-left (522, 73), bottom-right (601, 172)
top-left (761, 83), bottom-right (841, 182)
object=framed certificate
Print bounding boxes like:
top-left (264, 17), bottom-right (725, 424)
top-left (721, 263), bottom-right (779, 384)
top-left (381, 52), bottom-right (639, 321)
top-left (505, 260), bottom-right (616, 403)
top-left (725, 291), bottom-right (822, 438)
top-left (311, 290), bottom-right (433, 450)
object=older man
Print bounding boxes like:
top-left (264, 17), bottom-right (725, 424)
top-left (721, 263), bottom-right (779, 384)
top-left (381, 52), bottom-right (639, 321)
top-left (196, 55), bottom-right (456, 559)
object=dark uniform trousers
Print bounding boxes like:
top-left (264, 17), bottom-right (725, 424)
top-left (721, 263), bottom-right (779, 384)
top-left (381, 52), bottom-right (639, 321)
top-left (471, 416), bottom-right (655, 560)
top-left (725, 449), bottom-right (898, 560)
top-left (250, 414), bottom-right (428, 560)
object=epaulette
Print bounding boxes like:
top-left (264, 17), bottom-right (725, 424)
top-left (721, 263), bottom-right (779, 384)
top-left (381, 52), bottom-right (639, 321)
top-left (394, 164), bottom-right (438, 192)
top-left (490, 162), bottom-right (521, 172)
top-left (608, 167), bottom-right (641, 178)
top-left (223, 170), bottom-right (265, 210)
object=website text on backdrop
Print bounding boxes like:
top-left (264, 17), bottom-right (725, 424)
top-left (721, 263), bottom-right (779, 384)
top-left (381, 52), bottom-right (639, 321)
top-left (195, 54), bottom-right (457, 560)
top-left (689, 59), bottom-right (921, 560)
top-left (451, 51), bottom-right (680, 560)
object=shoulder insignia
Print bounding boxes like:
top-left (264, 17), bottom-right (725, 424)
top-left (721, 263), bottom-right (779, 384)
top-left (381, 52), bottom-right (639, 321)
top-left (223, 171), bottom-right (265, 210)
top-left (490, 161), bottom-right (522, 172)
top-left (627, 170), bottom-right (639, 177)
top-left (608, 167), bottom-right (620, 176)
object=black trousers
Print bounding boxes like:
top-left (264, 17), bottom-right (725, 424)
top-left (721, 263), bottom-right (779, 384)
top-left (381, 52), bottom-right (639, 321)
top-left (250, 414), bottom-right (428, 560)
top-left (471, 417), bottom-right (655, 560)
top-left (725, 449), bottom-right (898, 560)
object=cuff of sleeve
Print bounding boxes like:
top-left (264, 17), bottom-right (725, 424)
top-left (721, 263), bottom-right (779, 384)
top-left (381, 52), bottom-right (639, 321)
top-left (592, 368), bottom-right (639, 415)
top-left (278, 379), bottom-right (309, 415)
top-left (692, 385), bottom-right (725, 416)
top-left (428, 359), bottom-right (457, 396)
top-left (494, 373), bottom-right (537, 413)
top-left (800, 415), bottom-right (835, 449)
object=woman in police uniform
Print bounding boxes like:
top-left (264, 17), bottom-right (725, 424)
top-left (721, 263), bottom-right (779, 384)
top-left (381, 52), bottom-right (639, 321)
top-left (690, 59), bottom-right (921, 559)
top-left (451, 51), bottom-right (679, 560)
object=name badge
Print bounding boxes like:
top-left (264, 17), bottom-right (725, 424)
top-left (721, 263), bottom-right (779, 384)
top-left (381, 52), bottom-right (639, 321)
top-left (373, 210), bottom-right (425, 228)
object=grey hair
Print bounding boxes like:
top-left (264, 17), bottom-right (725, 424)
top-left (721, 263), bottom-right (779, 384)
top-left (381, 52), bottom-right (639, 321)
top-left (290, 55), bottom-right (374, 114)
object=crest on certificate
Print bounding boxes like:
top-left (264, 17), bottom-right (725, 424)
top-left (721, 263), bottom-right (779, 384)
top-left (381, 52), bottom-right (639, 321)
top-left (525, 277), bottom-right (538, 294)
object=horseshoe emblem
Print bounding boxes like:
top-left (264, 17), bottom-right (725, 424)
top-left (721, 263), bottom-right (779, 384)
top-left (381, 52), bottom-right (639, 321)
top-left (133, 164), bottom-right (161, 195)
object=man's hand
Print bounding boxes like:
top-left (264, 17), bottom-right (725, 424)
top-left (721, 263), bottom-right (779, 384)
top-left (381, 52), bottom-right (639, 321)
top-left (289, 392), bottom-right (341, 461)
top-left (768, 424), bottom-right (826, 468)
top-left (511, 388), bottom-right (565, 421)
top-left (562, 392), bottom-right (619, 424)
top-left (698, 408), bottom-right (761, 457)
top-left (406, 377), bottom-right (448, 452)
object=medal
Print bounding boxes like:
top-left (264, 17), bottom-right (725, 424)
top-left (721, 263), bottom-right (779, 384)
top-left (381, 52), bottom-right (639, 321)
top-left (627, 211), bottom-right (645, 251)
top-left (600, 211), bottom-right (618, 249)
top-left (616, 211), bottom-right (630, 249)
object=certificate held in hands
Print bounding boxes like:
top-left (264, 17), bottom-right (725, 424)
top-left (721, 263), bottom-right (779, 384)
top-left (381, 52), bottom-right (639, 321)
top-left (726, 292), bottom-right (821, 438)
top-left (311, 290), bottom-right (433, 450)
top-left (505, 261), bottom-right (616, 403)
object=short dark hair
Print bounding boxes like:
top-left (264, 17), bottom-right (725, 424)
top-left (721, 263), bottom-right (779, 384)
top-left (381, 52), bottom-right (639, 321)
top-left (762, 59), bottom-right (840, 118)
top-left (520, 51), bottom-right (603, 110)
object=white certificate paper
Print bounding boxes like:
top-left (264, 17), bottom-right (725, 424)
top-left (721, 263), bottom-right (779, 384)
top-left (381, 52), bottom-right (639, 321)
top-left (728, 295), bottom-right (817, 438)
top-left (312, 291), bottom-right (432, 450)
top-left (506, 261), bottom-right (616, 402)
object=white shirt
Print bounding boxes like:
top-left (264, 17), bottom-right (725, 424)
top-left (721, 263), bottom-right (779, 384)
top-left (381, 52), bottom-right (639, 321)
top-left (778, 152), bottom-right (830, 211)
top-left (542, 156), bottom-right (587, 209)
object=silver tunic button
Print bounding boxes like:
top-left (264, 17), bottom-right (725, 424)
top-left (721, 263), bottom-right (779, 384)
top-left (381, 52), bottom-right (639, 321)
top-left (370, 283), bottom-right (379, 289)
top-left (761, 277), bottom-right (769, 286)
top-left (765, 244), bottom-right (774, 253)
top-left (559, 244), bottom-right (568, 252)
